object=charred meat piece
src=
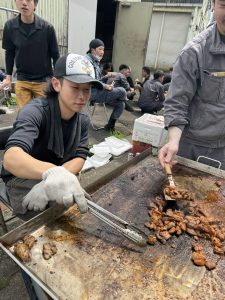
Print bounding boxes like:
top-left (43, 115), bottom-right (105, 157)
top-left (14, 242), bottom-right (31, 263)
top-left (23, 235), bottom-right (36, 249)
top-left (42, 242), bottom-right (57, 260)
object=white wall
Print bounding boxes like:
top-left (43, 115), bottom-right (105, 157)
top-left (68, 0), bottom-right (97, 56)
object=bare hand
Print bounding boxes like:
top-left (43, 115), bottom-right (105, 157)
top-left (1, 76), bottom-right (12, 90)
top-left (105, 84), bottom-right (113, 91)
top-left (158, 141), bottom-right (179, 167)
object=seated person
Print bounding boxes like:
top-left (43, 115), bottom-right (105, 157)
top-left (137, 70), bottom-right (165, 114)
top-left (86, 39), bottom-right (129, 132)
top-left (135, 66), bottom-right (151, 91)
top-left (1, 53), bottom-right (103, 219)
top-left (101, 62), bottom-right (114, 77)
top-left (107, 64), bottom-right (135, 110)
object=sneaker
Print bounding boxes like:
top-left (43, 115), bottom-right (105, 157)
top-left (124, 101), bottom-right (134, 112)
top-left (104, 124), bottom-right (115, 132)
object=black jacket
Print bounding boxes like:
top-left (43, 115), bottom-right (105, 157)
top-left (2, 14), bottom-right (59, 81)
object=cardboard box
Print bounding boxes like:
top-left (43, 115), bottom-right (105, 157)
top-left (132, 114), bottom-right (168, 148)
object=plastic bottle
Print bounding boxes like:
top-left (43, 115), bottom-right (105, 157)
top-left (3, 86), bottom-right (11, 100)
top-left (127, 152), bottom-right (133, 161)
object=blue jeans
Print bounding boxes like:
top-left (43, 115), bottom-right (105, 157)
top-left (90, 87), bottom-right (126, 119)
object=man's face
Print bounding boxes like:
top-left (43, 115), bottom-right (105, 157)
top-left (15, 0), bottom-right (36, 17)
top-left (142, 70), bottom-right (147, 78)
top-left (122, 68), bottom-right (131, 78)
top-left (213, 0), bottom-right (225, 35)
top-left (92, 46), bottom-right (104, 59)
top-left (53, 79), bottom-right (91, 118)
top-left (159, 75), bottom-right (164, 83)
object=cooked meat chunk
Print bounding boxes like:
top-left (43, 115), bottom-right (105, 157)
top-left (205, 260), bottom-right (217, 270)
top-left (14, 242), bottom-right (31, 263)
top-left (192, 243), bottom-right (203, 252)
top-left (164, 186), bottom-right (193, 200)
top-left (147, 194), bottom-right (225, 270)
top-left (159, 231), bottom-right (171, 240)
top-left (23, 235), bottom-right (36, 249)
top-left (213, 246), bottom-right (224, 255)
top-left (211, 237), bottom-right (222, 248)
top-left (214, 181), bottom-right (222, 188)
top-left (43, 242), bottom-right (57, 260)
top-left (147, 235), bottom-right (157, 245)
top-left (192, 251), bottom-right (206, 266)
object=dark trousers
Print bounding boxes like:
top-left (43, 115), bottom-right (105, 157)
top-left (5, 177), bottom-right (41, 220)
top-left (139, 101), bottom-right (163, 114)
top-left (90, 87), bottom-right (126, 119)
top-left (178, 140), bottom-right (225, 170)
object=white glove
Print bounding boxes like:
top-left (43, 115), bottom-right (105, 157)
top-left (22, 181), bottom-right (49, 212)
top-left (42, 166), bottom-right (88, 213)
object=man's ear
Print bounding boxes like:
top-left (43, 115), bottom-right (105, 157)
top-left (51, 77), bottom-right (61, 92)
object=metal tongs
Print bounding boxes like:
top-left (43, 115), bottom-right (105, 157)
top-left (83, 192), bottom-right (147, 247)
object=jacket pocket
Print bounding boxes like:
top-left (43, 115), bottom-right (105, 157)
top-left (198, 73), bottom-right (221, 103)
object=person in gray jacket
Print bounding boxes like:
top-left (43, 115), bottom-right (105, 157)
top-left (137, 70), bottom-right (165, 114)
top-left (158, 0), bottom-right (225, 170)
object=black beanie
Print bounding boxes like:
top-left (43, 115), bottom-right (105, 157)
top-left (87, 39), bottom-right (104, 53)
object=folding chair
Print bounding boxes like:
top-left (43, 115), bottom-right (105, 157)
top-left (87, 101), bottom-right (109, 131)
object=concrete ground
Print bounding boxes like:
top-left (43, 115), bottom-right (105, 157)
top-left (0, 100), bottom-right (144, 300)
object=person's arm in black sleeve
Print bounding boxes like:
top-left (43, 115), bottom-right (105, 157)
top-left (62, 114), bottom-right (90, 174)
top-left (3, 104), bottom-right (55, 179)
top-left (75, 114), bottom-right (89, 159)
top-left (5, 49), bottom-right (15, 76)
top-left (2, 21), bottom-right (15, 88)
top-left (158, 84), bottom-right (165, 103)
top-left (48, 25), bottom-right (60, 67)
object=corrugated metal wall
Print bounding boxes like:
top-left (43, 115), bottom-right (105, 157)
top-left (0, 0), bottom-right (68, 70)
top-left (146, 11), bottom-right (191, 70)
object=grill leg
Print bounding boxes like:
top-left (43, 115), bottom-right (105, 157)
top-left (0, 206), bottom-right (8, 234)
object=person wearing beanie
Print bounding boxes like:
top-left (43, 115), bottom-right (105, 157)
top-left (86, 38), bottom-right (130, 132)
top-left (1, 53), bottom-right (102, 219)
top-left (1, 0), bottom-right (59, 108)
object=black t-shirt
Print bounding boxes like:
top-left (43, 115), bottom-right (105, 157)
top-left (19, 19), bottom-right (35, 36)
top-left (1, 98), bottom-right (89, 182)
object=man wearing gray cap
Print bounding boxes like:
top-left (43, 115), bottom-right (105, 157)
top-left (86, 38), bottom-right (129, 132)
top-left (1, 53), bottom-right (102, 219)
